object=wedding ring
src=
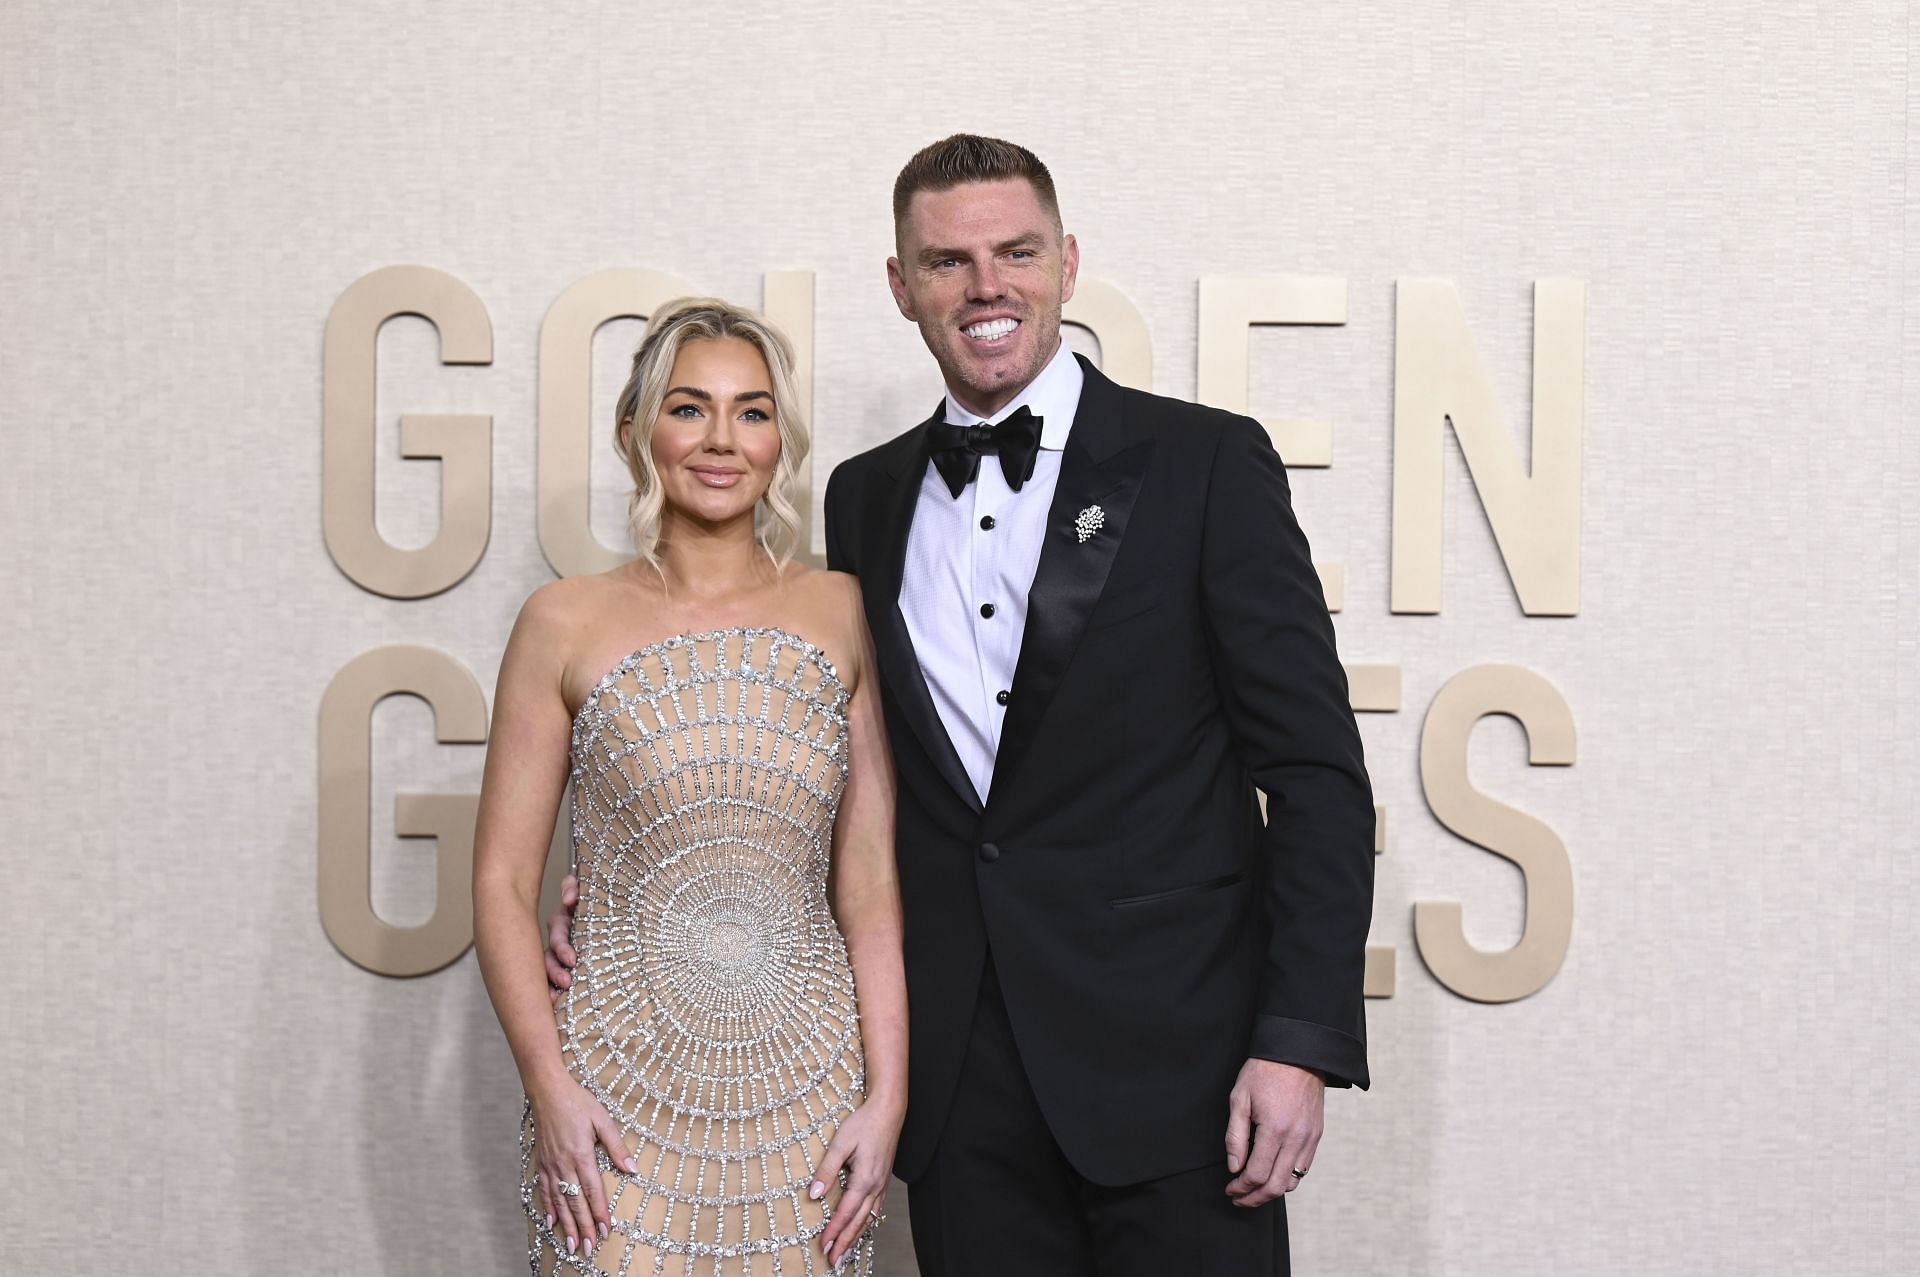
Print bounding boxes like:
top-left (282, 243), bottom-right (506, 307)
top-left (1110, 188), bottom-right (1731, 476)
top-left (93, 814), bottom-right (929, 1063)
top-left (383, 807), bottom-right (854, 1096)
top-left (556, 1179), bottom-right (583, 1197)
top-left (1289, 1167), bottom-right (1307, 1180)
top-left (868, 1209), bottom-right (885, 1224)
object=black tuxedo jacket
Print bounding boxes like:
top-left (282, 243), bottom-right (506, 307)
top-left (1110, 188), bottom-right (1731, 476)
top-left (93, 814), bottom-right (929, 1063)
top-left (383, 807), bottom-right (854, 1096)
top-left (823, 356), bottom-right (1374, 1187)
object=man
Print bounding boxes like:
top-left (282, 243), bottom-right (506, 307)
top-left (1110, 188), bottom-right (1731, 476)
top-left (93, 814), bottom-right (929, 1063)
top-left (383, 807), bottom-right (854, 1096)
top-left (552, 134), bottom-right (1374, 1274)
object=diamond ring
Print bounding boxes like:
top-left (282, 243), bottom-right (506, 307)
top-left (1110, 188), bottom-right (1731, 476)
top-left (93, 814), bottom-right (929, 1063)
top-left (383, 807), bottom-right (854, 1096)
top-left (555, 1179), bottom-right (583, 1197)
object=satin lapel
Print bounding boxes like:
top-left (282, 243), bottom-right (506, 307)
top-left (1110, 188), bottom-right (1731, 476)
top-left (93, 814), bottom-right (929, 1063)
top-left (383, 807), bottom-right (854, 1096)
top-left (865, 407), bottom-right (984, 814)
top-left (989, 360), bottom-right (1154, 806)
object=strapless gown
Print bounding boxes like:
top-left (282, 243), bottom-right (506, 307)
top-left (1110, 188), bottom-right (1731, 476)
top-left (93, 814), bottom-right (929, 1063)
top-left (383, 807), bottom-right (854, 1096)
top-left (521, 628), bottom-right (873, 1276)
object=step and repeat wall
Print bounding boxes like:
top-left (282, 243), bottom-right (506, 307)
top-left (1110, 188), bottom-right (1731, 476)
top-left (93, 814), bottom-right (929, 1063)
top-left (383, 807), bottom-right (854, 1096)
top-left (3, 1), bottom-right (1911, 1273)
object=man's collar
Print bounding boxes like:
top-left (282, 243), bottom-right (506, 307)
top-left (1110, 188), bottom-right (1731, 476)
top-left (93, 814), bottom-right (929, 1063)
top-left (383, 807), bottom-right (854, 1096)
top-left (940, 339), bottom-right (1083, 450)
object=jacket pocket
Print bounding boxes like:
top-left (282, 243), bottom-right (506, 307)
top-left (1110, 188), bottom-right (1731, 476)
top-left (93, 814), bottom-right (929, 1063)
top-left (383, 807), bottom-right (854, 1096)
top-left (1109, 871), bottom-right (1246, 909)
top-left (1085, 595), bottom-right (1162, 631)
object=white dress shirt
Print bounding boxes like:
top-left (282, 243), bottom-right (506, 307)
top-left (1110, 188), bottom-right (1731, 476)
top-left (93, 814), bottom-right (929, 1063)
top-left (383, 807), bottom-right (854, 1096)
top-left (900, 340), bottom-right (1085, 803)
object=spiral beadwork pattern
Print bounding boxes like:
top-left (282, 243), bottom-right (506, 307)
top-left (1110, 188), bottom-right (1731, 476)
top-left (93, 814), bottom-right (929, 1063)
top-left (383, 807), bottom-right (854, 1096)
top-left (521, 629), bottom-right (872, 1276)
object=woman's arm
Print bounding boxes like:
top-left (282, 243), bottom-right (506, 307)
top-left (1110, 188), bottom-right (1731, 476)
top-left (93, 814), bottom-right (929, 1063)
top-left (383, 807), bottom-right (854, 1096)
top-left (813, 579), bottom-right (909, 1267)
top-left (472, 583), bottom-right (630, 1260)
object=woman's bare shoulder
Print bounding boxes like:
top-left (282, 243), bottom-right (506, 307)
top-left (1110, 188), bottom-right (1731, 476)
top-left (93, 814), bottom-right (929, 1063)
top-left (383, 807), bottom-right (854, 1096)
top-left (780, 566), bottom-right (868, 682)
top-left (511, 567), bottom-right (655, 653)
top-left (789, 566), bottom-right (866, 624)
top-left (806, 565), bottom-right (865, 605)
top-left (515, 573), bottom-right (604, 634)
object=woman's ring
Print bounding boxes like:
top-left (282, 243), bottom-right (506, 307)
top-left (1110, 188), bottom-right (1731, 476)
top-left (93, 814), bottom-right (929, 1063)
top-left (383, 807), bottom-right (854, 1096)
top-left (555, 1179), bottom-right (583, 1197)
top-left (1289, 1167), bottom-right (1307, 1180)
top-left (869, 1208), bottom-right (886, 1224)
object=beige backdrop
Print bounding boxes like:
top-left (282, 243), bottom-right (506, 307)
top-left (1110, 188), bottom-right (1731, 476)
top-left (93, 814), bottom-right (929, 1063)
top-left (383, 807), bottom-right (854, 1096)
top-left (2, 1), bottom-right (1913, 1272)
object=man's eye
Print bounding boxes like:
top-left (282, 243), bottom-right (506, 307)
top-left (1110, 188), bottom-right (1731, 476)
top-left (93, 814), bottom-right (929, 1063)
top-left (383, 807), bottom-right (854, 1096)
top-left (935, 259), bottom-right (960, 269)
top-left (1008, 250), bottom-right (1034, 260)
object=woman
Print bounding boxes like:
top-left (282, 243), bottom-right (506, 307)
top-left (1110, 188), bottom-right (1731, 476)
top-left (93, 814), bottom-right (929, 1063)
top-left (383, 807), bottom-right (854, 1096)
top-left (473, 298), bottom-right (905, 1275)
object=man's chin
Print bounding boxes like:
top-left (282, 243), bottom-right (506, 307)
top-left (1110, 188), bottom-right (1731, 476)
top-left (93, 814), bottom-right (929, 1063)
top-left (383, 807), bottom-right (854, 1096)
top-left (946, 348), bottom-right (1042, 400)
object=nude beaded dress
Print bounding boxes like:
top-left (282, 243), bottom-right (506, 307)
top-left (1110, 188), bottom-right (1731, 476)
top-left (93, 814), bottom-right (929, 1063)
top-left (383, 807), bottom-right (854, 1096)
top-left (521, 629), bottom-right (873, 1276)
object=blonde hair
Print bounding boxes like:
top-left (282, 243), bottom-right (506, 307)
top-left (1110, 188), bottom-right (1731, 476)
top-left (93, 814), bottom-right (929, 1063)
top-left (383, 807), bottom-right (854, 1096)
top-left (612, 297), bottom-right (809, 572)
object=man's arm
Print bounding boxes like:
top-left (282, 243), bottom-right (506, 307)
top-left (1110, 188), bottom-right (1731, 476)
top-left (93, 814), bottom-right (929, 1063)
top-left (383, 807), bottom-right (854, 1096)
top-left (822, 460), bottom-right (856, 575)
top-left (1200, 414), bottom-right (1375, 1082)
top-left (1198, 415), bottom-right (1375, 1206)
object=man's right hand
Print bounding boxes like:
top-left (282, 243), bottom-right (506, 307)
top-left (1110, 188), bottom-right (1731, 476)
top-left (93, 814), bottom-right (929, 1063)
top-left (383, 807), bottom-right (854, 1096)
top-left (544, 874), bottom-right (580, 1002)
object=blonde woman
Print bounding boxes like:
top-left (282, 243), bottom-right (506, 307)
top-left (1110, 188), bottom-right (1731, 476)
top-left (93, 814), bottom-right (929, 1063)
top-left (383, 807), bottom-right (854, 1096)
top-left (473, 298), bottom-right (905, 1275)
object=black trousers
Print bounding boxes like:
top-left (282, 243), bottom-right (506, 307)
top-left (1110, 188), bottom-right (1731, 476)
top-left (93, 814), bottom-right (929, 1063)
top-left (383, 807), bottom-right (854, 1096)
top-left (908, 965), bottom-right (1287, 1277)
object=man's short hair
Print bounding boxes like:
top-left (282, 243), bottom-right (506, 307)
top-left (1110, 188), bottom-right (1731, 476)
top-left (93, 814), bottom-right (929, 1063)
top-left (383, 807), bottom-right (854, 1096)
top-left (892, 134), bottom-right (1062, 238)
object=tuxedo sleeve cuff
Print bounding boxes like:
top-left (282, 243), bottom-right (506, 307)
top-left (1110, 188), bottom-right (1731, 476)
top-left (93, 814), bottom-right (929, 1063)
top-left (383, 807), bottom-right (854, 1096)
top-left (1248, 1015), bottom-right (1370, 1091)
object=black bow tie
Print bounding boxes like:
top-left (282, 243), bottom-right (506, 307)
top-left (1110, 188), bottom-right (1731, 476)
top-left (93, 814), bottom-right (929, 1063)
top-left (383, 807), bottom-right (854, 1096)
top-left (928, 405), bottom-right (1043, 498)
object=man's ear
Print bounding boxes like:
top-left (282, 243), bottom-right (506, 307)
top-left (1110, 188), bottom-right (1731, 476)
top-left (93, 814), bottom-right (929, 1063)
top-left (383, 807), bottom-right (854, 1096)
top-left (1060, 232), bottom-right (1080, 306)
top-left (886, 257), bottom-right (917, 322)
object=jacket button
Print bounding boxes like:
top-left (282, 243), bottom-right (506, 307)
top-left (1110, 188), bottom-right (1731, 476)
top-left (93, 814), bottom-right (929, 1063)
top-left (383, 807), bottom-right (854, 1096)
top-left (978, 843), bottom-right (1000, 863)
top-left (995, 689), bottom-right (1010, 706)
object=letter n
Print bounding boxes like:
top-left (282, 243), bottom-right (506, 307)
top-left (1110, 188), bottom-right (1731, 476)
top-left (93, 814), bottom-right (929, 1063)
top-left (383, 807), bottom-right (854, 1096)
top-left (1391, 280), bottom-right (1586, 616)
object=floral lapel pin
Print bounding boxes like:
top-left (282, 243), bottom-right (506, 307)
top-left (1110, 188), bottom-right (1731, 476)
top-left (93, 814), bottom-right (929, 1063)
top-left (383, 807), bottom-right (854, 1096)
top-left (1073, 504), bottom-right (1107, 544)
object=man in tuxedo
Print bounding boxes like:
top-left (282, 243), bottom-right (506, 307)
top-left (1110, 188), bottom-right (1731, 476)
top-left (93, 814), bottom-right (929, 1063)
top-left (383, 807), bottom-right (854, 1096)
top-left (552, 134), bottom-right (1374, 1274)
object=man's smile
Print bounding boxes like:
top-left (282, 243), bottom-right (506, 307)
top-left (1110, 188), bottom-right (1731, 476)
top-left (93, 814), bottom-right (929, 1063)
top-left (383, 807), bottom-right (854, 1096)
top-left (962, 316), bottom-right (1021, 344)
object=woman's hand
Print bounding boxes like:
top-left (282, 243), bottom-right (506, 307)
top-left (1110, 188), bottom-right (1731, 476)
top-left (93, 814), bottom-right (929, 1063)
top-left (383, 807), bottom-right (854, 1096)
top-left (528, 1075), bottom-right (637, 1259)
top-left (544, 874), bottom-right (580, 1003)
top-left (811, 1096), bottom-right (903, 1269)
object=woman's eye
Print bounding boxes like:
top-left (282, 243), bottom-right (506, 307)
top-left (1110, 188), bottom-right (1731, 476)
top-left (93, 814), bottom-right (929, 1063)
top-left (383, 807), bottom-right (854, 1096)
top-left (742, 409), bottom-right (771, 422)
top-left (670, 403), bottom-right (701, 418)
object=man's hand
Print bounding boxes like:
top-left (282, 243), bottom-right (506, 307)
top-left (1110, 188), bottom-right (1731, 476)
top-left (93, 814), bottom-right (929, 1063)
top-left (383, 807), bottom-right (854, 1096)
top-left (544, 874), bottom-right (580, 1003)
top-left (1223, 1058), bottom-right (1325, 1207)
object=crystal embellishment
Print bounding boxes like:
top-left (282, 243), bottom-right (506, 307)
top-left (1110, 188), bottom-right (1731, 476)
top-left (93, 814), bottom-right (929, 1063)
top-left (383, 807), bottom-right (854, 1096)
top-left (519, 627), bottom-right (876, 1275)
top-left (1074, 504), bottom-right (1107, 543)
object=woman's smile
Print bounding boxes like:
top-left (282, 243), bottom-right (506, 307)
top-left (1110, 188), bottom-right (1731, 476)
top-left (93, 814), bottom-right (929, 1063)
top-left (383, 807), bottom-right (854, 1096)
top-left (688, 465), bottom-right (746, 488)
